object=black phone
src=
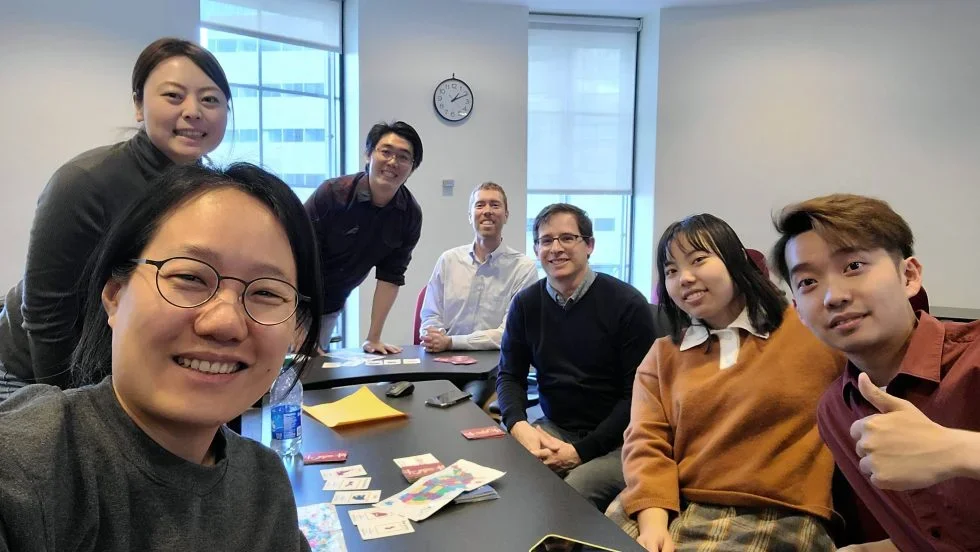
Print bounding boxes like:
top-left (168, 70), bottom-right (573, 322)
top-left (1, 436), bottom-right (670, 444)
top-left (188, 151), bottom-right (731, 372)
top-left (529, 534), bottom-right (620, 552)
top-left (424, 389), bottom-right (472, 408)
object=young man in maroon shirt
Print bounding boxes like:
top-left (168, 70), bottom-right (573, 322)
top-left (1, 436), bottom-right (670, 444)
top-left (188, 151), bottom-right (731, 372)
top-left (772, 193), bottom-right (980, 552)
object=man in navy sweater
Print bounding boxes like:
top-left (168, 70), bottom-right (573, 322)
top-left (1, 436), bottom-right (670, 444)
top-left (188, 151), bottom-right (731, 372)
top-left (497, 203), bottom-right (655, 511)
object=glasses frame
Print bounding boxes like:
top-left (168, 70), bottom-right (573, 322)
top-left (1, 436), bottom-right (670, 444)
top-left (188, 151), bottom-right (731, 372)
top-left (533, 233), bottom-right (590, 248)
top-left (131, 257), bottom-right (309, 326)
top-left (374, 146), bottom-right (413, 167)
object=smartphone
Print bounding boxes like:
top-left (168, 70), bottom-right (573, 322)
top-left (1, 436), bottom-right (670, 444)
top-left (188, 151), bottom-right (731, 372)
top-left (424, 389), bottom-right (472, 408)
top-left (529, 534), bottom-right (621, 552)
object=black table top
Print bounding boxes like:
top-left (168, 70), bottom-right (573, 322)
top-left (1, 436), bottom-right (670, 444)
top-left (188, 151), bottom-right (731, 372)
top-left (300, 345), bottom-right (500, 390)
top-left (242, 381), bottom-right (641, 552)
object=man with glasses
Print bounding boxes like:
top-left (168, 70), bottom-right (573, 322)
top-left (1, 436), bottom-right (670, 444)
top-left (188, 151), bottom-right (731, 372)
top-left (496, 203), bottom-right (656, 511)
top-left (305, 121), bottom-right (423, 354)
top-left (419, 182), bottom-right (539, 406)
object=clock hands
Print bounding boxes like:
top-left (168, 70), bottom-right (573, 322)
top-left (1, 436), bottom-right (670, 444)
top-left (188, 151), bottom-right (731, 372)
top-left (451, 92), bottom-right (470, 103)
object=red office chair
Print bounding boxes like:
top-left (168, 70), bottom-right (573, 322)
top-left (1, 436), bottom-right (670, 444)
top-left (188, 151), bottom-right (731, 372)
top-left (413, 286), bottom-right (426, 345)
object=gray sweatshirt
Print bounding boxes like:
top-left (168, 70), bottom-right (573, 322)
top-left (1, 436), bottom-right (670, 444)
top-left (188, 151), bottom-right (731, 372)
top-left (0, 379), bottom-right (311, 551)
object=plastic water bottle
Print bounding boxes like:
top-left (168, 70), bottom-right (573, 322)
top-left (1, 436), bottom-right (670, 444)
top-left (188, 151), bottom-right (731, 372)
top-left (270, 364), bottom-right (303, 457)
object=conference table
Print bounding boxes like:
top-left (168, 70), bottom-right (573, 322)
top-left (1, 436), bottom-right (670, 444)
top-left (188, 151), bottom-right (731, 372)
top-left (299, 345), bottom-right (500, 390)
top-left (242, 381), bottom-right (642, 552)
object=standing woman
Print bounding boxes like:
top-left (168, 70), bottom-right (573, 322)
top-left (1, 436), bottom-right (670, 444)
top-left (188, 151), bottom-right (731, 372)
top-left (0, 37), bottom-right (231, 399)
top-left (618, 214), bottom-right (845, 551)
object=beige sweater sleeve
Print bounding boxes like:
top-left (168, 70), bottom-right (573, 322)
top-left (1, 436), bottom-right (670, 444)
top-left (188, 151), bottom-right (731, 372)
top-left (620, 341), bottom-right (682, 517)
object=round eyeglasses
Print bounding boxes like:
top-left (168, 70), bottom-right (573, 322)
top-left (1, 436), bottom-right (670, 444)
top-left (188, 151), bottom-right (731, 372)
top-left (132, 257), bottom-right (308, 326)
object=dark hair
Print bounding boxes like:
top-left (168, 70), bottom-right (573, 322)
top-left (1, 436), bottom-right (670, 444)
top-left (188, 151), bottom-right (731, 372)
top-left (364, 121), bottom-right (424, 170)
top-left (71, 163), bottom-right (322, 386)
top-left (771, 193), bottom-right (915, 286)
top-left (469, 181), bottom-right (508, 212)
top-left (132, 37), bottom-right (233, 108)
top-left (532, 203), bottom-right (594, 245)
top-left (656, 214), bottom-right (788, 344)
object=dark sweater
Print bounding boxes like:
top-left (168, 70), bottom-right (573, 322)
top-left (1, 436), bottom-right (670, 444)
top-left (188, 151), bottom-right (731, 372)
top-left (0, 132), bottom-right (171, 388)
top-left (497, 273), bottom-right (656, 462)
top-left (0, 379), bottom-right (310, 552)
top-left (304, 172), bottom-right (423, 314)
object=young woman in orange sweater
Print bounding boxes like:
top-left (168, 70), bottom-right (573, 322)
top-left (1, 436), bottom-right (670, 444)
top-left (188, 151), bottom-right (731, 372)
top-left (619, 214), bottom-right (845, 551)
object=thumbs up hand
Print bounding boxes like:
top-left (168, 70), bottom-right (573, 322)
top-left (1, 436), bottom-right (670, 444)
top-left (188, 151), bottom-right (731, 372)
top-left (849, 372), bottom-right (963, 491)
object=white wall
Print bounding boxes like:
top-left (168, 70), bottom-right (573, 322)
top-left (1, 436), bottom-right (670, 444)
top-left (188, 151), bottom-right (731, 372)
top-left (351, 0), bottom-right (530, 345)
top-left (0, 0), bottom-right (198, 291)
top-left (656, 0), bottom-right (980, 309)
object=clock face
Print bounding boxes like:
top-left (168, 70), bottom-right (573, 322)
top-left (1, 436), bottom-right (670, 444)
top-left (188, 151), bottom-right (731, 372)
top-left (433, 78), bottom-right (473, 122)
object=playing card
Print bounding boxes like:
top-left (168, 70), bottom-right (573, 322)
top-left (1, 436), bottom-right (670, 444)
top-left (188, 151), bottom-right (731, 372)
top-left (432, 355), bottom-right (478, 365)
top-left (461, 426), bottom-right (506, 440)
top-left (383, 359), bottom-right (402, 365)
top-left (322, 477), bottom-right (371, 491)
top-left (341, 360), bottom-right (362, 367)
top-left (401, 463), bottom-right (445, 483)
top-left (331, 490), bottom-right (382, 505)
top-left (296, 503), bottom-right (347, 552)
top-left (348, 507), bottom-right (405, 526)
top-left (392, 453), bottom-right (440, 468)
top-left (303, 450), bottom-right (348, 464)
top-left (322, 361), bottom-right (341, 368)
top-left (365, 360), bottom-right (383, 366)
top-left (357, 519), bottom-right (414, 540)
top-left (403, 358), bottom-right (421, 365)
top-left (321, 464), bottom-right (367, 479)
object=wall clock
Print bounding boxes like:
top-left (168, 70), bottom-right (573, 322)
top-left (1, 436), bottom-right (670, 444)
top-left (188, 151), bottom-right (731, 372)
top-left (433, 75), bottom-right (473, 122)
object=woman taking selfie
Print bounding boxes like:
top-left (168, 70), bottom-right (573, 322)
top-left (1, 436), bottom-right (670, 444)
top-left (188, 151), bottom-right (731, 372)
top-left (0, 37), bottom-right (231, 399)
top-left (618, 214), bottom-right (845, 551)
top-left (0, 163), bottom-right (320, 551)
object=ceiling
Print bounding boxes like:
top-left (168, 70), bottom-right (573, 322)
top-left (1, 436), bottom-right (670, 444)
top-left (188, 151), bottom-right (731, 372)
top-left (465, 0), bottom-right (776, 17)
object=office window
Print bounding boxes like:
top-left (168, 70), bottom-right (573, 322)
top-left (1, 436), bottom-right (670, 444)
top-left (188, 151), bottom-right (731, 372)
top-left (527, 16), bottom-right (639, 281)
top-left (201, 0), bottom-right (344, 345)
top-left (200, 0), bottom-right (342, 206)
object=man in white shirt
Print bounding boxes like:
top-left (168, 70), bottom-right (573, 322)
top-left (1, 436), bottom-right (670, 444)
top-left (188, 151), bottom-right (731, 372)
top-left (420, 182), bottom-right (539, 403)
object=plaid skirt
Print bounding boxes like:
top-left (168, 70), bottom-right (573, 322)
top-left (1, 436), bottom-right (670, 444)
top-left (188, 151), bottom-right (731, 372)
top-left (606, 498), bottom-right (835, 552)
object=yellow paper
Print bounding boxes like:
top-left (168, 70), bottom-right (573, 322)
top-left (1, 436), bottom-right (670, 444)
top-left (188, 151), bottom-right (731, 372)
top-left (303, 386), bottom-right (408, 428)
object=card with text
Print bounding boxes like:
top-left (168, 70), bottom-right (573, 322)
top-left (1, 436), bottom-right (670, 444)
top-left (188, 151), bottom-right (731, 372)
top-left (322, 477), bottom-right (371, 491)
top-left (331, 490), bottom-right (381, 505)
top-left (320, 464), bottom-right (367, 480)
top-left (461, 426), bottom-right (506, 440)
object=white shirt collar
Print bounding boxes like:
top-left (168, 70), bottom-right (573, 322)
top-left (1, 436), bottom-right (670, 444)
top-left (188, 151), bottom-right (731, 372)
top-left (679, 308), bottom-right (769, 352)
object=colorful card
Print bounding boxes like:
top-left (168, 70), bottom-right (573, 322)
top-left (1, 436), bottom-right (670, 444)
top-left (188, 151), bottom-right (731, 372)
top-left (376, 460), bottom-right (505, 521)
top-left (348, 507), bottom-right (405, 527)
top-left (304, 450), bottom-right (348, 464)
top-left (461, 426), bottom-right (506, 440)
top-left (322, 477), bottom-right (371, 491)
top-left (320, 464), bottom-right (367, 480)
top-left (403, 358), bottom-right (421, 365)
top-left (331, 490), bottom-right (382, 505)
top-left (357, 519), bottom-right (414, 540)
top-left (322, 362), bottom-right (341, 368)
top-left (296, 502), bottom-right (348, 552)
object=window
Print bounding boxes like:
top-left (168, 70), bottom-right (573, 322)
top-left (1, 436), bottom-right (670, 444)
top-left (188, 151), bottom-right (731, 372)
top-left (201, 0), bottom-right (344, 346)
top-left (527, 15), bottom-right (639, 281)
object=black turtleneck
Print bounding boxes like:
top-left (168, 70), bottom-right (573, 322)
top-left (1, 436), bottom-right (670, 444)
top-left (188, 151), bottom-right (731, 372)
top-left (0, 131), bottom-right (173, 390)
